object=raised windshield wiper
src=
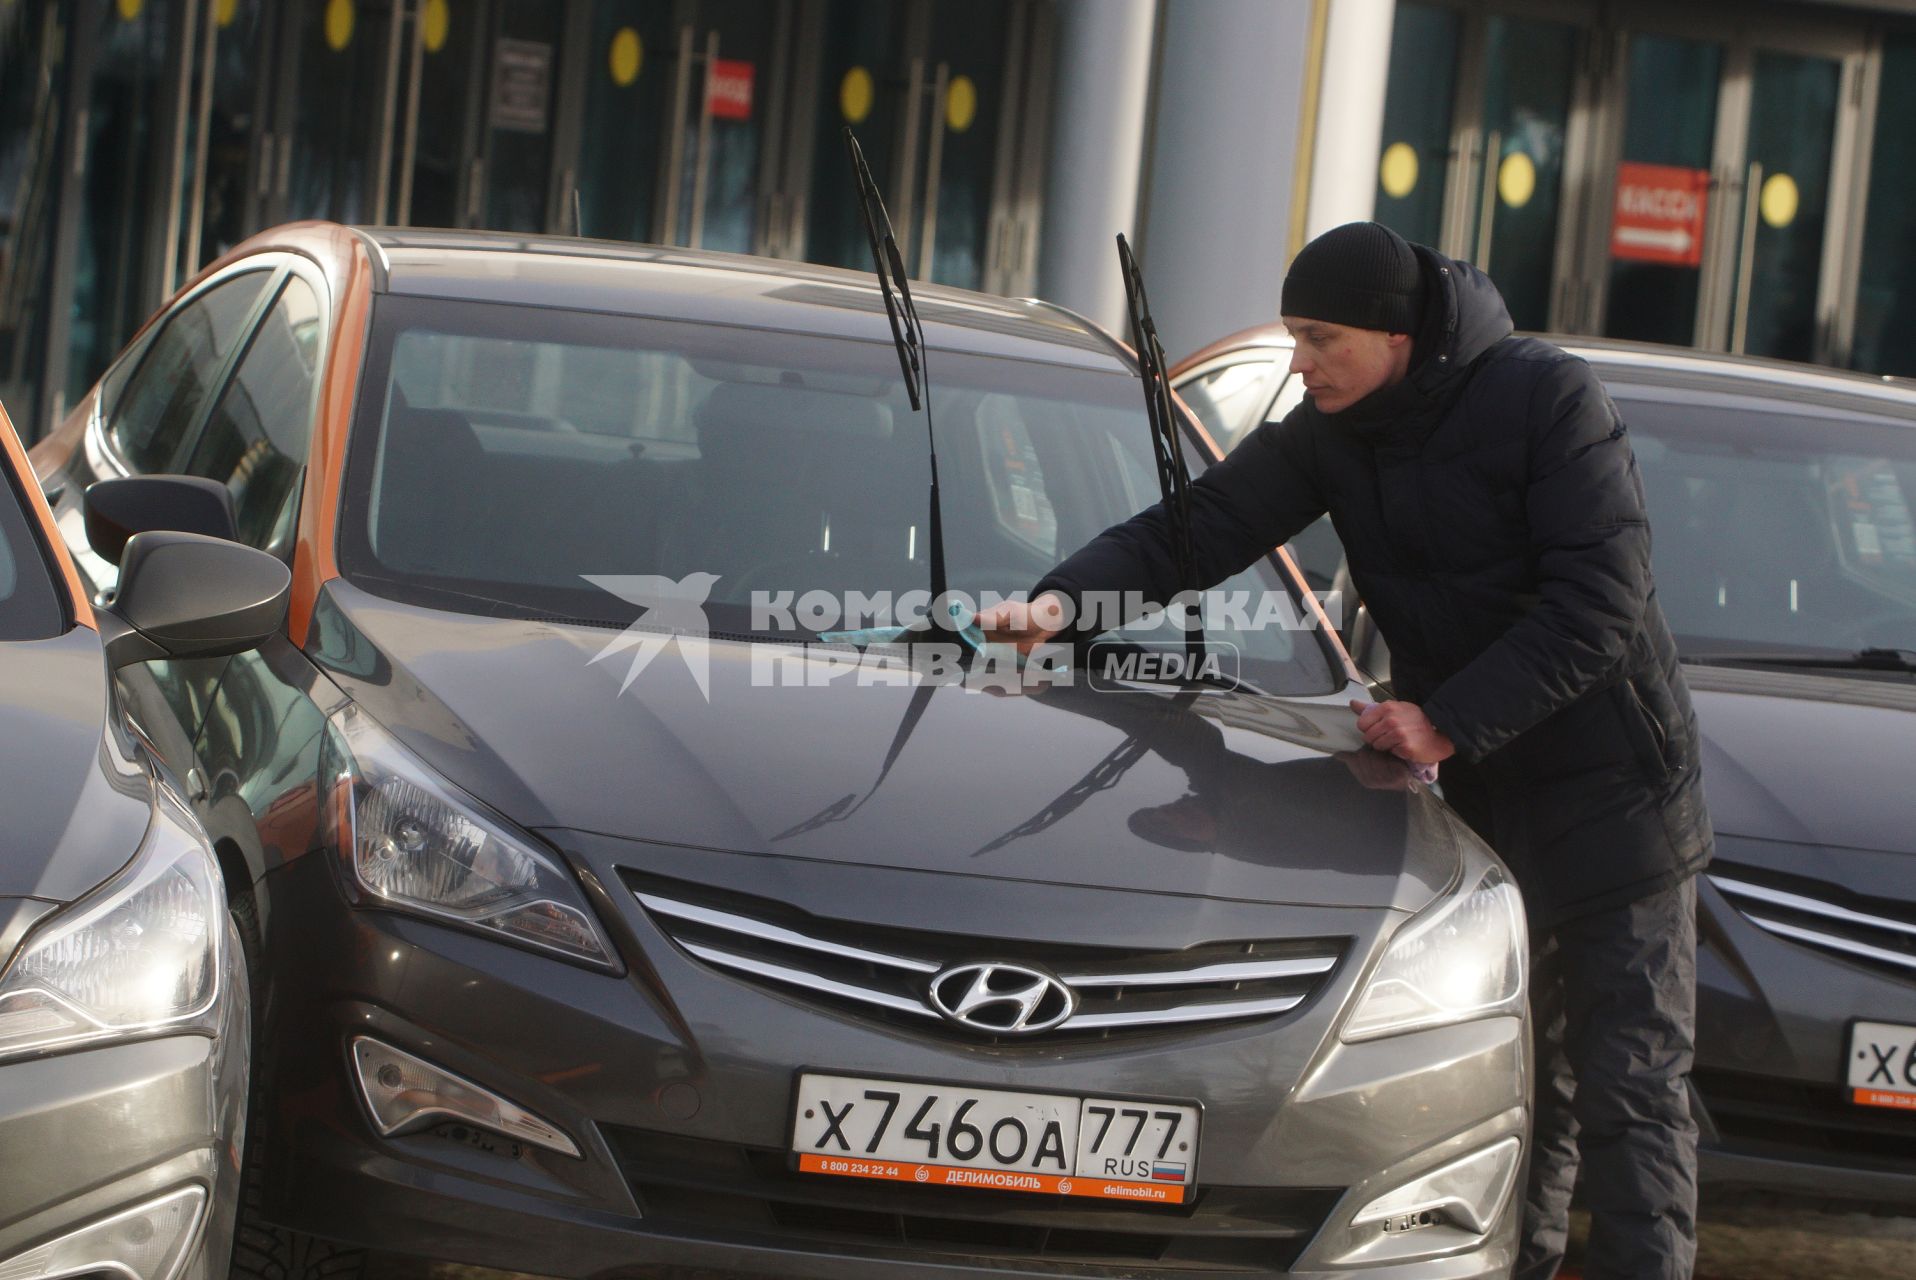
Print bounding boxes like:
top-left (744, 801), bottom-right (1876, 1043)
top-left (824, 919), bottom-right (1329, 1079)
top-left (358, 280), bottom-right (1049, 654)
top-left (1682, 647), bottom-right (1916, 674)
top-left (1115, 233), bottom-right (1206, 666)
top-left (827, 127), bottom-right (969, 651)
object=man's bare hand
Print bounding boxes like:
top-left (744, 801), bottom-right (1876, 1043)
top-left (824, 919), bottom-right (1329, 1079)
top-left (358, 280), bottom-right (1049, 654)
top-left (977, 592), bottom-right (1069, 655)
top-left (1351, 699), bottom-right (1456, 765)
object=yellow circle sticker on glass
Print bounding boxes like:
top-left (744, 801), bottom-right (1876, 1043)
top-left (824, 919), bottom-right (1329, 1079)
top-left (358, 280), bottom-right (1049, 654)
top-left (1498, 150), bottom-right (1537, 209)
top-left (946, 75), bottom-right (978, 134)
top-left (116, 0), bottom-right (143, 20)
top-left (215, 0), bottom-right (239, 28)
top-left (609, 27), bottom-right (642, 86)
top-left (326, 0), bottom-right (355, 51)
top-left (422, 0), bottom-right (450, 54)
top-left (1760, 172), bottom-right (1800, 230)
top-left (1379, 142), bottom-right (1418, 200)
top-left (840, 66), bottom-right (874, 124)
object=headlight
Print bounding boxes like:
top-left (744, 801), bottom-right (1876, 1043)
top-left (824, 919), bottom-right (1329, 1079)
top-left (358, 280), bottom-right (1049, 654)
top-left (0, 787), bottom-right (223, 1061)
top-left (324, 704), bottom-right (618, 971)
top-left (1342, 866), bottom-right (1525, 1042)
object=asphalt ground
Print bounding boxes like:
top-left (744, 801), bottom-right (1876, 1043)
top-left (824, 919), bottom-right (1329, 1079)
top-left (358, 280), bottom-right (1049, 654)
top-left (366, 1194), bottom-right (1916, 1279)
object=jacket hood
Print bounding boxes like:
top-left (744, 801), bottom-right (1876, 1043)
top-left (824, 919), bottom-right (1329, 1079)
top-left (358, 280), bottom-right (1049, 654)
top-left (1313, 246), bottom-right (1514, 440)
top-left (308, 581), bottom-right (1464, 914)
top-left (1688, 663), bottom-right (1916, 856)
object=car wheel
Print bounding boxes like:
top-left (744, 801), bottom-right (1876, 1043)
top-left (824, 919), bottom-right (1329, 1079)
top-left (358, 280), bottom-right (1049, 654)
top-left (228, 886), bottom-right (369, 1280)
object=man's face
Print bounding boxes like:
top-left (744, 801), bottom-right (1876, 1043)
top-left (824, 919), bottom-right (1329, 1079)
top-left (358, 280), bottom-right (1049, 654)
top-left (1282, 317), bottom-right (1412, 414)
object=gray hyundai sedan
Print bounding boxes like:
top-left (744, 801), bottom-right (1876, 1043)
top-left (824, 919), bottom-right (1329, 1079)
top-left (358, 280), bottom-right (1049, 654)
top-left (35, 225), bottom-right (1530, 1279)
top-left (0, 404), bottom-right (289, 1280)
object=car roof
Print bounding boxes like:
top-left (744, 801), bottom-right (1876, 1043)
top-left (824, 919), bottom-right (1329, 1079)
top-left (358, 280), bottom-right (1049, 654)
top-left (352, 227), bottom-right (1130, 373)
top-left (1174, 321), bottom-right (1916, 422)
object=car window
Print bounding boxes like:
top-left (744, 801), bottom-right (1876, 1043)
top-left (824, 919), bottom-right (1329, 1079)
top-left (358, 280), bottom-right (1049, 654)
top-left (109, 269), bottom-right (273, 473)
top-left (0, 464), bottom-right (63, 640)
top-left (1269, 369), bottom-right (1307, 424)
top-left (185, 275), bottom-right (323, 551)
top-left (341, 295), bottom-right (1340, 696)
top-left (1285, 514), bottom-right (1344, 594)
top-left (1615, 386), bottom-right (1916, 654)
top-left (1177, 358), bottom-right (1284, 450)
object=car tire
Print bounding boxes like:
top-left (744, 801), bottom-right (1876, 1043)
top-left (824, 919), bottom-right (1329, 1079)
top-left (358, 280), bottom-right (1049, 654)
top-left (228, 886), bottom-right (369, 1280)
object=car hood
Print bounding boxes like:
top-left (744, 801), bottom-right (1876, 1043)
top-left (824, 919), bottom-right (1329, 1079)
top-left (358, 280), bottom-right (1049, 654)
top-left (0, 628), bottom-right (153, 903)
top-left (1689, 664), bottom-right (1916, 855)
top-left (309, 582), bottom-right (1464, 912)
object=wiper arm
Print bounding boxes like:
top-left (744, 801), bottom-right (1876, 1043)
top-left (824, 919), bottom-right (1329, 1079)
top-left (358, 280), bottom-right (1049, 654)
top-left (844, 126), bottom-right (952, 629)
top-left (1683, 647), bottom-right (1916, 674)
top-left (1115, 233), bottom-right (1205, 665)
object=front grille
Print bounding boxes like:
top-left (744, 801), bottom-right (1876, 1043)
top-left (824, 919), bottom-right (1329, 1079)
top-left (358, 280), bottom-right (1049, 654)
top-left (626, 873), bottom-right (1346, 1042)
top-left (1710, 869), bottom-right (1916, 982)
top-left (607, 1126), bottom-right (1339, 1272)
top-left (1695, 1069), bottom-right (1916, 1169)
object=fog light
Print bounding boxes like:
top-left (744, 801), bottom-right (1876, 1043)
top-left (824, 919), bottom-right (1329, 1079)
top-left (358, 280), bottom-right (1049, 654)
top-left (1352, 1137), bottom-right (1522, 1236)
top-left (0, 1186), bottom-right (205, 1280)
top-left (350, 1036), bottom-right (581, 1158)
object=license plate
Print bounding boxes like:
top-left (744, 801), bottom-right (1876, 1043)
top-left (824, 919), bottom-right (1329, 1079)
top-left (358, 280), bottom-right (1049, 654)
top-left (791, 1073), bottom-right (1201, 1205)
top-left (1849, 1021), bottom-right (1916, 1111)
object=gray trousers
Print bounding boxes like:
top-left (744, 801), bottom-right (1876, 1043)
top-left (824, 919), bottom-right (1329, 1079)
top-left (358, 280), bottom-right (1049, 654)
top-left (1514, 876), bottom-right (1700, 1280)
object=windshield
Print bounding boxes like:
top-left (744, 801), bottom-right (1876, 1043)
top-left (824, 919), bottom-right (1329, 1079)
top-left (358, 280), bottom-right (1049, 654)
top-left (0, 461), bottom-right (64, 641)
top-left (1617, 383), bottom-right (1916, 658)
top-left (340, 295), bottom-right (1339, 696)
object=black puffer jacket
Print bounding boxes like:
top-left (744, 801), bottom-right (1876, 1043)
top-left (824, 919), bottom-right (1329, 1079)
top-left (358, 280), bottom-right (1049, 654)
top-left (1037, 248), bottom-right (1712, 926)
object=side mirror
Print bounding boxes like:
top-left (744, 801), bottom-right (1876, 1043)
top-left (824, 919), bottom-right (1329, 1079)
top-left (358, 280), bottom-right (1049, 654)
top-left (99, 530), bottom-right (291, 670)
top-left (85, 475), bottom-right (238, 567)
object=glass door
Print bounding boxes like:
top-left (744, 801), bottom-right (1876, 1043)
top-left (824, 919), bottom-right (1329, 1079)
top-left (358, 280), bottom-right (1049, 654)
top-left (1592, 11), bottom-right (1865, 360)
top-left (572, 0), bottom-right (676, 242)
top-left (270, 0), bottom-right (402, 226)
top-left (1600, 32), bottom-right (1723, 347)
top-left (1373, 3), bottom-right (1591, 333)
top-left (1460, 13), bottom-right (1580, 331)
top-left (479, 0), bottom-right (566, 232)
top-left (1373, 3), bottom-right (1463, 251)
top-left (804, 0), bottom-right (914, 272)
top-left (654, 0), bottom-right (794, 254)
top-left (1723, 47), bottom-right (1848, 361)
top-left (797, 0), bottom-right (1038, 291)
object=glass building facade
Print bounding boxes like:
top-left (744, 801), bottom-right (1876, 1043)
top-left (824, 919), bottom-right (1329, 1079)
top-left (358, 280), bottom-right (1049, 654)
top-left (8, 0), bottom-right (1916, 443)
top-left (1372, 0), bottom-right (1916, 378)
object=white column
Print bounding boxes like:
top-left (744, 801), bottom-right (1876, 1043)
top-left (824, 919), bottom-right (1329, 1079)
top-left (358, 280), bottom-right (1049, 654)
top-left (1036, 0), bottom-right (1158, 335)
top-left (1135, 0), bottom-right (1316, 360)
top-left (1302, 0), bottom-right (1396, 241)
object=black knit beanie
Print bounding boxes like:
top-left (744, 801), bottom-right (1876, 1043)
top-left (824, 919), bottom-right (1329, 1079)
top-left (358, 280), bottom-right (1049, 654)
top-left (1280, 221), bottom-right (1425, 335)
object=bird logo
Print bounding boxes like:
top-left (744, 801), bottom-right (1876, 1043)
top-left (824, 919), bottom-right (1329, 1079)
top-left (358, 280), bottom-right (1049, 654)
top-left (580, 572), bottom-right (722, 701)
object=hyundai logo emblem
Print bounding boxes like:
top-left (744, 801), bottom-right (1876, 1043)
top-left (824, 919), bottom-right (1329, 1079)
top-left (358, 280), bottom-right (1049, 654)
top-left (928, 963), bottom-right (1076, 1035)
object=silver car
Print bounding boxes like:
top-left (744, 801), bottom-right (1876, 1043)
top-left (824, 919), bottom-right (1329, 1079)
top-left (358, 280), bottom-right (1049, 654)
top-left (1, 404), bottom-right (290, 1280)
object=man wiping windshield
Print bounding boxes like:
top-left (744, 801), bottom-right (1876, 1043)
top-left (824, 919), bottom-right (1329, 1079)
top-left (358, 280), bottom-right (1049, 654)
top-left (980, 221), bottom-right (1714, 1280)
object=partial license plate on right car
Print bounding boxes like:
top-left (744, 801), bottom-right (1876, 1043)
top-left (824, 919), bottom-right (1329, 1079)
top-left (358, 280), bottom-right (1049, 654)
top-left (1848, 1020), bottom-right (1916, 1111)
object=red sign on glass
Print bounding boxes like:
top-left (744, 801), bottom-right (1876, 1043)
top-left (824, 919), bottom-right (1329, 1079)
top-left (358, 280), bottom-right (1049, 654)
top-left (709, 58), bottom-right (755, 121)
top-left (1611, 162), bottom-right (1710, 267)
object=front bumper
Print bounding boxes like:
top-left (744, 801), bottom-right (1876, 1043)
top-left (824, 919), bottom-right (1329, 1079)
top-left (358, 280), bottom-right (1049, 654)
top-left (256, 844), bottom-right (1526, 1276)
top-left (0, 1034), bottom-right (245, 1280)
top-left (1695, 874), bottom-right (1916, 1207)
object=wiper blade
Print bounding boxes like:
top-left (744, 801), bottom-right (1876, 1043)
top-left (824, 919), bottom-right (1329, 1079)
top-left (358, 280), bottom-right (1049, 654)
top-left (844, 126), bottom-right (951, 627)
top-left (1115, 233), bottom-right (1205, 664)
top-left (1683, 647), bottom-right (1916, 673)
